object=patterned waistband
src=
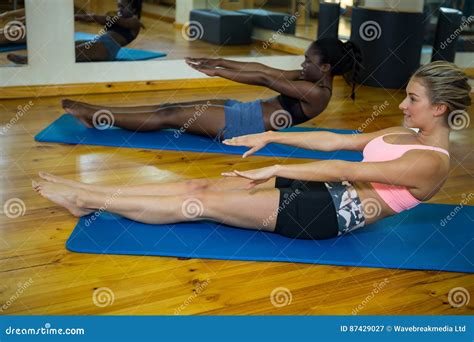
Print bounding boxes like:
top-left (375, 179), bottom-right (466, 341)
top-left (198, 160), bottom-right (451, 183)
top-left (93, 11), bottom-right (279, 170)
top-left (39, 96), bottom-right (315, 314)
top-left (324, 181), bottom-right (366, 235)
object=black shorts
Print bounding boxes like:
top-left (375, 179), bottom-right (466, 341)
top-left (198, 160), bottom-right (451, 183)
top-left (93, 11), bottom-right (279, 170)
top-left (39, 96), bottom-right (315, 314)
top-left (274, 177), bottom-right (339, 240)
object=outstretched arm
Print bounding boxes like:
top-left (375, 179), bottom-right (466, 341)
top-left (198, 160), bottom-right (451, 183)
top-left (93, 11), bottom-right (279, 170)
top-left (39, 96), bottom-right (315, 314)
top-left (0, 9), bottom-right (25, 20)
top-left (223, 127), bottom-right (412, 157)
top-left (189, 62), bottom-right (328, 109)
top-left (186, 57), bottom-right (301, 80)
top-left (275, 152), bottom-right (440, 187)
top-left (223, 150), bottom-right (443, 191)
top-left (208, 68), bottom-right (317, 102)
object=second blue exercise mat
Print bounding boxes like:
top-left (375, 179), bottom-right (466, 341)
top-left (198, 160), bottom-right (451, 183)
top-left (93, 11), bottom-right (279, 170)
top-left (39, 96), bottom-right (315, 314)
top-left (74, 32), bottom-right (166, 61)
top-left (66, 204), bottom-right (474, 273)
top-left (0, 43), bottom-right (26, 53)
top-left (1, 32), bottom-right (167, 61)
top-left (35, 114), bottom-right (363, 160)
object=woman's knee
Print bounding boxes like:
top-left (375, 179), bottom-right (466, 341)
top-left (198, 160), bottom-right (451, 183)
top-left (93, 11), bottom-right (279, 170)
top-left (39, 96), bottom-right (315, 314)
top-left (186, 177), bottom-right (249, 193)
top-left (185, 178), bottom-right (211, 192)
top-left (180, 190), bottom-right (217, 219)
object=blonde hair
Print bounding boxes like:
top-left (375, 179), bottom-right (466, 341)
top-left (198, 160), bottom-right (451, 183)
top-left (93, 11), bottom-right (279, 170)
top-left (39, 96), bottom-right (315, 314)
top-left (412, 61), bottom-right (471, 113)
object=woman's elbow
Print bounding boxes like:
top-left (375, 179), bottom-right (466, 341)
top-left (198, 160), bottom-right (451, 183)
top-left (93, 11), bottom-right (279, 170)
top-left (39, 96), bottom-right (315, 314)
top-left (258, 72), bottom-right (271, 86)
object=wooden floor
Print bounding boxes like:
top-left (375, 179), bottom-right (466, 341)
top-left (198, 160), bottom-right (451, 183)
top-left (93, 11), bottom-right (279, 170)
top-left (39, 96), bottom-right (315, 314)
top-left (0, 77), bottom-right (473, 315)
top-left (0, 14), bottom-right (288, 67)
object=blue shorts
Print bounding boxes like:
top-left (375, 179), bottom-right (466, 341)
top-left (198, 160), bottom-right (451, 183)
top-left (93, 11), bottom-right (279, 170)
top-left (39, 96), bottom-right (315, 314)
top-left (97, 34), bottom-right (121, 61)
top-left (218, 99), bottom-right (266, 140)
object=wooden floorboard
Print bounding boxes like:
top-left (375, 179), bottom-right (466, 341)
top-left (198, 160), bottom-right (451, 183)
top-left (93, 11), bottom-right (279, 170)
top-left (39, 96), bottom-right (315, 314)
top-left (0, 78), bottom-right (472, 315)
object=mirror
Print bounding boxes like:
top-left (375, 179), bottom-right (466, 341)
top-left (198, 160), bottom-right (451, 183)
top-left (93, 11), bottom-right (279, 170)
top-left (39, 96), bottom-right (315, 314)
top-left (0, 2), bottom-right (28, 66)
top-left (73, 0), bottom-right (145, 62)
top-left (73, 0), bottom-right (302, 63)
top-left (258, 0), bottom-right (352, 41)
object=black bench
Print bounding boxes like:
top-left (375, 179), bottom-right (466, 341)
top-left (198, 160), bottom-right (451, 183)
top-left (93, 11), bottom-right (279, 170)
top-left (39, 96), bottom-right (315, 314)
top-left (238, 9), bottom-right (296, 35)
top-left (189, 9), bottom-right (252, 45)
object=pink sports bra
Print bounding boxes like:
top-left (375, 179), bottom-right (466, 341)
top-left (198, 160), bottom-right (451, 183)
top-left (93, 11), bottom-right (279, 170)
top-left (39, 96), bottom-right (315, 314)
top-left (362, 133), bottom-right (449, 213)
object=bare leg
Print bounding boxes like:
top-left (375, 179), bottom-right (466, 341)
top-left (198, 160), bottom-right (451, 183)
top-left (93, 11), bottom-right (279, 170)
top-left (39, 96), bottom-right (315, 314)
top-left (37, 171), bottom-right (277, 196)
top-left (66, 102), bottom-right (228, 137)
top-left (62, 99), bottom-right (229, 115)
top-left (34, 181), bottom-right (281, 231)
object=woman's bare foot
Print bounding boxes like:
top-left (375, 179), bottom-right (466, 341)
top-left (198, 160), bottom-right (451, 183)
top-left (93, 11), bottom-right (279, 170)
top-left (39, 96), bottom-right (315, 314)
top-left (32, 180), bottom-right (93, 217)
top-left (62, 99), bottom-right (101, 111)
top-left (7, 53), bottom-right (27, 64)
top-left (61, 99), bottom-right (99, 128)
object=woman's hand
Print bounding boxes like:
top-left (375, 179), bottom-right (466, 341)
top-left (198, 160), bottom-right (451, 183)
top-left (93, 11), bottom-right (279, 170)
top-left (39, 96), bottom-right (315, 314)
top-left (185, 58), bottom-right (223, 77)
top-left (189, 64), bottom-right (219, 77)
top-left (221, 165), bottom-right (280, 189)
top-left (185, 57), bottom-right (223, 68)
top-left (222, 132), bottom-right (274, 158)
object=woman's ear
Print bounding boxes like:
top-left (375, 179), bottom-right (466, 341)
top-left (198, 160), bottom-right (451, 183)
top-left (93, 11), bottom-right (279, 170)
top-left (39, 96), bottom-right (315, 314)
top-left (321, 63), bottom-right (331, 73)
top-left (434, 103), bottom-right (449, 117)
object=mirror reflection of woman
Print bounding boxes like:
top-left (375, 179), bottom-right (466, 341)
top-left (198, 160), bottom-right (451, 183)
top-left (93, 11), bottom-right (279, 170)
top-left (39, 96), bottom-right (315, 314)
top-left (62, 38), bottom-right (362, 140)
top-left (6, 0), bottom-right (142, 64)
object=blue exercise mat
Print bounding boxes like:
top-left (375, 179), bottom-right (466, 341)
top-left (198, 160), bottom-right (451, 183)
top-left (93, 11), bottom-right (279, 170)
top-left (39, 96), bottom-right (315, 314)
top-left (35, 114), bottom-right (363, 160)
top-left (1, 32), bottom-right (166, 61)
top-left (0, 43), bottom-right (26, 52)
top-left (74, 32), bottom-right (166, 61)
top-left (66, 204), bottom-right (474, 273)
